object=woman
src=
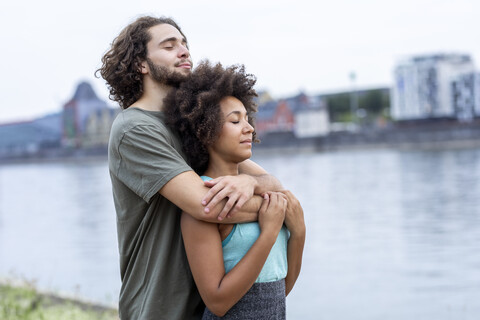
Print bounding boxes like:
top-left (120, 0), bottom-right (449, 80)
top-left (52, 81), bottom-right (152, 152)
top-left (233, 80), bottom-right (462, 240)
top-left (165, 61), bottom-right (305, 319)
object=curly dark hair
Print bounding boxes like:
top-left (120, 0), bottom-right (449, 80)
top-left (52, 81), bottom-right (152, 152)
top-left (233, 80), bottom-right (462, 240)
top-left (96, 16), bottom-right (186, 109)
top-left (164, 60), bottom-right (258, 174)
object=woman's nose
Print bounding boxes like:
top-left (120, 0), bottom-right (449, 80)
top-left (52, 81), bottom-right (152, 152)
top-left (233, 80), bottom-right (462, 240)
top-left (244, 121), bottom-right (254, 133)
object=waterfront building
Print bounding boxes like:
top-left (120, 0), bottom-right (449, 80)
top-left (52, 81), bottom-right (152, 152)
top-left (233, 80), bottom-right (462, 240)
top-left (0, 115), bottom-right (62, 159)
top-left (292, 95), bottom-right (330, 138)
top-left (63, 81), bottom-right (116, 148)
top-left (255, 92), bottom-right (329, 138)
top-left (0, 81), bottom-right (117, 161)
top-left (83, 107), bottom-right (119, 148)
top-left (451, 72), bottom-right (480, 122)
top-left (392, 53), bottom-right (475, 121)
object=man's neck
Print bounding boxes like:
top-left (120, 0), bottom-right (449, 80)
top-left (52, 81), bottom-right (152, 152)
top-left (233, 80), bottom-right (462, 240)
top-left (131, 78), bottom-right (173, 112)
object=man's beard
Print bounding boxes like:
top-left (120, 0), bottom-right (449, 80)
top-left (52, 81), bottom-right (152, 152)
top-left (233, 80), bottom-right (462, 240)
top-left (146, 58), bottom-right (190, 87)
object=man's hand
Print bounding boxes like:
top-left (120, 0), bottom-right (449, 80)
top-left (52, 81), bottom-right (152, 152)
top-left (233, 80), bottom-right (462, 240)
top-left (202, 174), bottom-right (258, 220)
top-left (280, 190), bottom-right (305, 236)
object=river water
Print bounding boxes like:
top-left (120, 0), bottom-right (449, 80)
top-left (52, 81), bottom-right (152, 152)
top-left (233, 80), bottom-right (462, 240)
top-left (1, 147), bottom-right (479, 319)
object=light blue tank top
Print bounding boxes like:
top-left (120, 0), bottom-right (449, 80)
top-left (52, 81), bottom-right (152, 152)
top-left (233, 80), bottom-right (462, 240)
top-left (201, 176), bottom-right (289, 283)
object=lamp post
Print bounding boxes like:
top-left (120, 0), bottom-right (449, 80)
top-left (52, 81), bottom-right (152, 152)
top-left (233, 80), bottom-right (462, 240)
top-left (349, 71), bottom-right (358, 127)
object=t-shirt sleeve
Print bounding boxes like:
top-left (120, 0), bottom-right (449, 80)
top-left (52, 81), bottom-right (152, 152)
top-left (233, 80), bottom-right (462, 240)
top-left (113, 123), bottom-right (192, 203)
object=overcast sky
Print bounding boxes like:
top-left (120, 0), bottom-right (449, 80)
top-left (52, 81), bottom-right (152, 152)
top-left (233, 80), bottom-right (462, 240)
top-left (0, 0), bottom-right (478, 123)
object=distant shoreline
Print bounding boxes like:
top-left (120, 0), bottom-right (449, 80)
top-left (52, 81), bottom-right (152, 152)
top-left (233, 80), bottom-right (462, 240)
top-left (2, 139), bottom-right (480, 166)
top-left (2, 122), bottom-right (480, 165)
top-left (254, 136), bottom-right (480, 155)
top-left (255, 120), bottom-right (480, 154)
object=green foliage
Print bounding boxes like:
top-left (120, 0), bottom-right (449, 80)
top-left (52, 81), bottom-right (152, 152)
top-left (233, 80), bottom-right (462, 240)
top-left (359, 90), bottom-right (385, 114)
top-left (326, 93), bottom-right (351, 122)
top-left (0, 283), bottom-right (117, 320)
top-left (326, 88), bottom-right (390, 123)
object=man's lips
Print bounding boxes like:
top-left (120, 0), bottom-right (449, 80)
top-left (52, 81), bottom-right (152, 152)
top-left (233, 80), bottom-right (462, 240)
top-left (176, 62), bottom-right (192, 69)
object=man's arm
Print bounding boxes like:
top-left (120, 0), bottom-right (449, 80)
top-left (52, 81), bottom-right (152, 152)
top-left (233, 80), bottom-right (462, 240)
top-left (160, 170), bottom-right (262, 223)
top-left (239, 159), bottom-right (283, 194)
top-left (281, 190), bottom-right (306, 295)
top-left (201, 159), bottom-right (283, 218)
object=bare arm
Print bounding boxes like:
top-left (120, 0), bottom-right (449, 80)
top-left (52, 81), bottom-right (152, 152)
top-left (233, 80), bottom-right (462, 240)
top-left (281, 190), bottom-right (306, 295)
top-left (202, 160), bottom-right (284, 219)
top-left (160, 170), bottom-right (262, 223)
top-left (285, 234), bottom-right (305, 295)
top-left (181, 192), bottom-right (286, 317)
top-left (238, 159), bottom-right (283, 194)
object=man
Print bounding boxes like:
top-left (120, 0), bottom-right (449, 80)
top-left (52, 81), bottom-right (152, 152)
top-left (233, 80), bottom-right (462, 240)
top-left (98, 16), bottom-right (290, 319)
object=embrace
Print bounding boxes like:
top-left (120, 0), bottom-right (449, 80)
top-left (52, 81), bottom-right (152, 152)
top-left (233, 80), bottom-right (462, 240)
top-left (97, 15), bottom-right (306, 320)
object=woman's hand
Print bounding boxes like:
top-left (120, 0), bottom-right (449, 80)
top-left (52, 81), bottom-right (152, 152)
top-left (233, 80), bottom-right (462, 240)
top-left (258, 192), bottom-right (287, 236)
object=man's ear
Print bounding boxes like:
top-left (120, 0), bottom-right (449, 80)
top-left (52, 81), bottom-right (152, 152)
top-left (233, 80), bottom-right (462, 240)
top-left (139, 59), bottom-right (148, 75)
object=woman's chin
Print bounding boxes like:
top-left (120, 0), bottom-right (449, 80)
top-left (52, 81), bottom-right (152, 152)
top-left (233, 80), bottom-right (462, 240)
top-left (235, 152), bottom-right (252, 163)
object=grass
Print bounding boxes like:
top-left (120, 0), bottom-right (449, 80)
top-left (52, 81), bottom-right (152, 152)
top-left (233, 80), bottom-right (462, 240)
top-left (0, 280), bottom-right (118, 320)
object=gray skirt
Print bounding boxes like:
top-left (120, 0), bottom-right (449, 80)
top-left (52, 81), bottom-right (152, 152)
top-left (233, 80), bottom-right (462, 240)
top-left (202, 279), bottom-right (286, 320)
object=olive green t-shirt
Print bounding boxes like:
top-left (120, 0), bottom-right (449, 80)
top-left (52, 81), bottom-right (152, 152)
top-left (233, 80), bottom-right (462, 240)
top-left (108, 107), bottom-right (204, 320)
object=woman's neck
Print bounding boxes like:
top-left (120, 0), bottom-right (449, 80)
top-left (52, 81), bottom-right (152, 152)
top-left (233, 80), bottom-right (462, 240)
top-left (203, 155), bottom-right (239, 178)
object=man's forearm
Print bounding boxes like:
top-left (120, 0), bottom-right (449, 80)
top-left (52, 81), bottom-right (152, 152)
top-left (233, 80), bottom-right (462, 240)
top-left (250, 174), bottom-right (283, 195)
top-left (216, 194), bottom-right (262, 224)
top-left (183, 193), bottom-right (262, 224)
top-left (161, 171), bottom-right (261, 223)
top-left (238, 159), bottom-right (283, 194)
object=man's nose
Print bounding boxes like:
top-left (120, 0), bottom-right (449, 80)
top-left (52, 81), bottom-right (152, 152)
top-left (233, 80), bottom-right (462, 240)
top-left (178, 44), bottom-right (190, 58)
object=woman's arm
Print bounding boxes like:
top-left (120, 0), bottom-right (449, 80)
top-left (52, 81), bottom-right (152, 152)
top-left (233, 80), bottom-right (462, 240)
top-left (281, 190), bottom-right (306, 295)
top-left (181, 192), bottom-right (286, 317)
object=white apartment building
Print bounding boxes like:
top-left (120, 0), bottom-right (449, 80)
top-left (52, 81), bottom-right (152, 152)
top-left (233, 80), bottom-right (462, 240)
top-left (392, 54), bottom-right (475, 120)
top-left (451, 72), bottom-right (480, 122)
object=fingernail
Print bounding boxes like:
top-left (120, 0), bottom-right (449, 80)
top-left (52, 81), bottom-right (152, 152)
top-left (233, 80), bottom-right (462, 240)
top-left (202, 200), bottom-right (206, 205)
top-left (204, 207), bottom-right (210, 213)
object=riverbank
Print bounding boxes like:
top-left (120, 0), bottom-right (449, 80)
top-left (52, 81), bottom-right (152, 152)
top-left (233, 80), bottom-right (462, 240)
top-left (0, 280), bottom-right (118, 320)
top-left (254, 119), bottom-right (480, 154)
top-left (1, 120), bottom-right (480, 164)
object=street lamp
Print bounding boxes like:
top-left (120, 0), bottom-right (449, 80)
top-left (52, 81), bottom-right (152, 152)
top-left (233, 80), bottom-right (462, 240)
top-left (349, 71), bottom-right (358, 126)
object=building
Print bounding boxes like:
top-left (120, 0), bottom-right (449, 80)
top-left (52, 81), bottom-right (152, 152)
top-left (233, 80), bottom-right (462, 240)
top-left (392, 53), bottom-right (475, 121)
top-left (63, 81), bottom-right (116, 148)
top-left (0, 81), bottom-right (117, 161)
top-left (0, 115), bottom-right (62, 159)
top-left (255, 92), bottom-right (329, 139)
top-left (62, 82), bottom-right (114, 148)
top-left (451, 72), bottom-right (480, 122)
top-left (290, 94), bottom-right (330, 138)
top-left (83, 107), bottom-right (119, 148)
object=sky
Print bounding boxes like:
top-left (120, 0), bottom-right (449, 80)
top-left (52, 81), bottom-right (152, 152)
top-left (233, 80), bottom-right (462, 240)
top-left (0, 0), bottom-right (479, 123)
